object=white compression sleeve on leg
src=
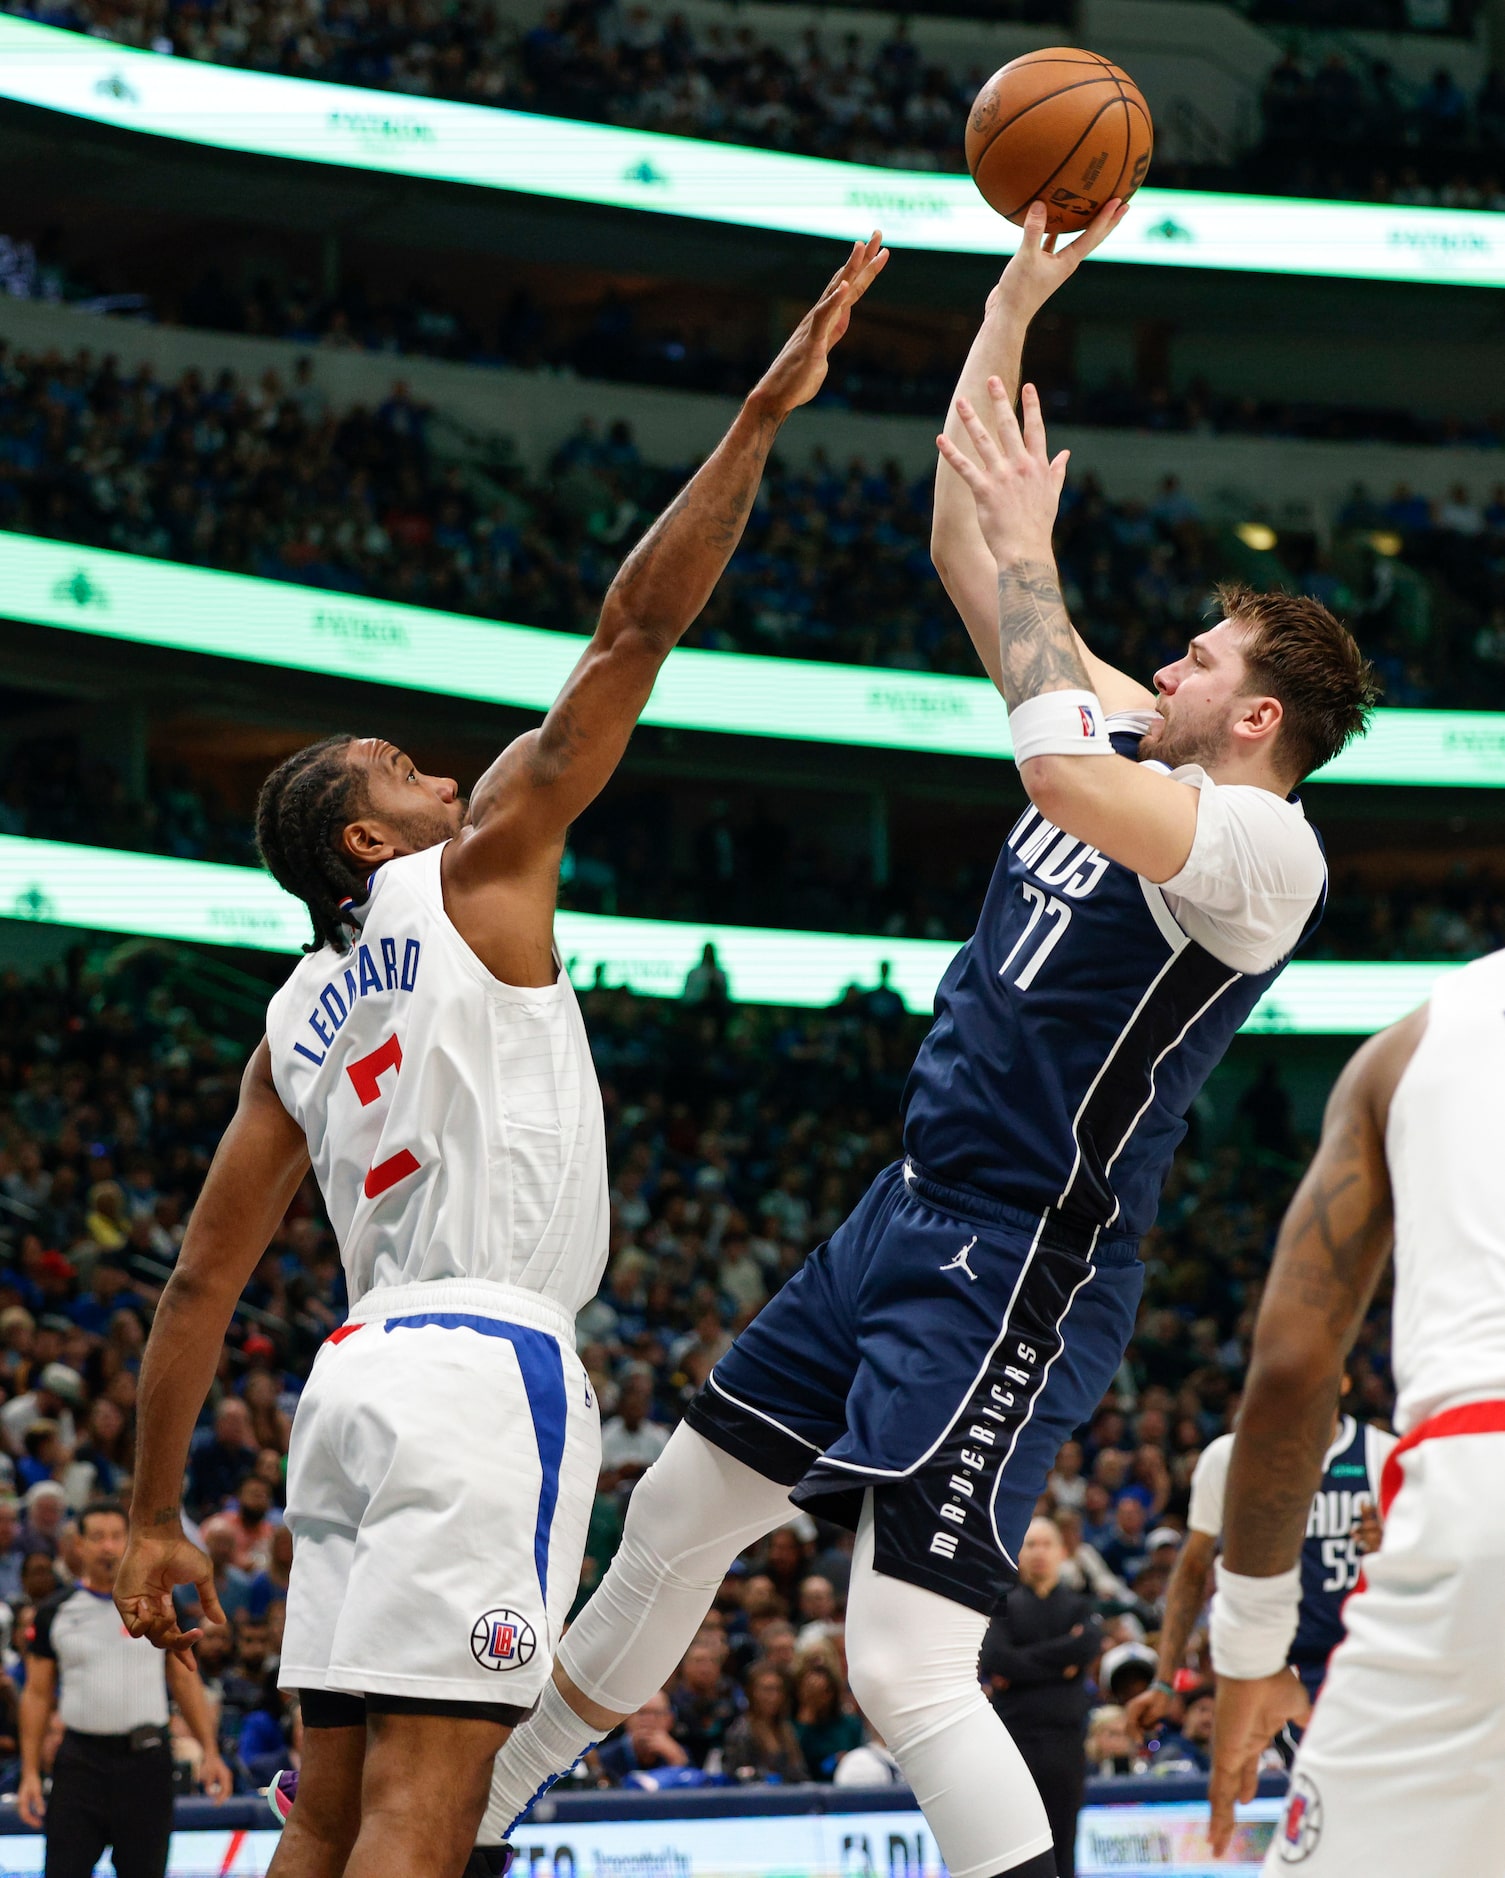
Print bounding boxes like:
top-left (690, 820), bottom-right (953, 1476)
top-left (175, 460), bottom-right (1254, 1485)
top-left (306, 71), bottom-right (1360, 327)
top-left (843, 1499), bottom-right (1054, 1878)
top-left (479, 1425), bottom-right (795, 1842)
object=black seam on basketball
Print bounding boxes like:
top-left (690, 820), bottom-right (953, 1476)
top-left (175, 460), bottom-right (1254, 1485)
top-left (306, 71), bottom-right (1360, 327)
top-left (1106, 98), bottom-right (1135, 202)
top-left (1106, 76), bottom-right (1134, 203)
top-left (1000, 95), bottom-right (1123, 223)
top-left (973, 74), bottom-right (1126, 166)
top-left (1117, 97), bottom-right (1153, 196)
top-left (1124, 96), bottom-right (1155, 163)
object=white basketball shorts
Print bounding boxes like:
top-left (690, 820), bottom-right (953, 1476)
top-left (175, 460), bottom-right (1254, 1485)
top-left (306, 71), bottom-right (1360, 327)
top-left (1265, 1402), bottom-right (1505, 1874)
top-left (280, 1278), bottom-right (600, 1709)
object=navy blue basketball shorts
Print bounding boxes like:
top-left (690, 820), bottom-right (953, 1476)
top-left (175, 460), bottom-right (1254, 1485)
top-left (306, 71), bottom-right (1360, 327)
top-left (684, 1158), bottom-right (1144, 1614)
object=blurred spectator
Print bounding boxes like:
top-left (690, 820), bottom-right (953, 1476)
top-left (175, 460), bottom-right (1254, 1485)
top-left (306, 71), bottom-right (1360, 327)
top-left (1084, 1705), bottom-right (1149, 1778)
top-left (594, 1688), bottom-right (689, 1785)
top-left (669, 1634), bottom-right (744, 1767)
top-left (1098, 1496), bottom-right (1152, 1582)
top-left (0, 1493), bottom-right (25, 1603)
top-left (792, 1658), bottom-right (862, 1781)
top-left (1147, 1681), bottom-right (1217, 1776)
top-left (19, 1483), bottom-right (67, 1559)
top-left (722, 1663), bottom-right (808, 1783)
top-left (200, 1474), bottom-right (277, 1574)
top-left (1, 1363), bottom-right (83, 1451)
top-left (1099, 1642), bottom-right (1158, 1710)
top-left (682, 944), bottom-right (730, 1009)
top-left (186, 1401), bottom-right (260, 1520)
top-left (981, 1518), bottom-right (1100, 1878)
top-left (599, 1366), bottom-right (669, 1491)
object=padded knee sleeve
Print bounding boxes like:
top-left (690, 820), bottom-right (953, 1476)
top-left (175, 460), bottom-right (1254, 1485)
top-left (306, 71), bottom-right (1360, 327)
top-left (844, 1498), bottom-right (1054, 1878)
top-left (557, 1424), bottom-right (794, 1714)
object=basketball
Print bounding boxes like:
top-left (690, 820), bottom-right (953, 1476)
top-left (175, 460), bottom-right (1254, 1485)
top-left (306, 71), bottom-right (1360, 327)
top-left (965, 48), bottom-right (1154, 233)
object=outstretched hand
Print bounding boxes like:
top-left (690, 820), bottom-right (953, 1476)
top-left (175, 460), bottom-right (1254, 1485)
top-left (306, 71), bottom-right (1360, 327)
top-left (990, 197), bottom-right (1128, 323)
top-left (936, 378), bottom-right (1067, 568)
top-left (1208, 1669), bottom-right (1312, 1857)
top-left (115, 1527), bottom-right (227, 1669)
top-left (753, 231), bottom-right (890, 417)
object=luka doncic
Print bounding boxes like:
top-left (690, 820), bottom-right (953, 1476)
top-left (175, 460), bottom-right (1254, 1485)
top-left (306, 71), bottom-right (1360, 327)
top-left (478, 373), bottom-right (1378, 1878)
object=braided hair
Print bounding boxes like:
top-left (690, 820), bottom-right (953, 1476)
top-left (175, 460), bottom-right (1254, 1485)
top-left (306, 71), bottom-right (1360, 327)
top-left (255, 735), bottom-right (371, 953)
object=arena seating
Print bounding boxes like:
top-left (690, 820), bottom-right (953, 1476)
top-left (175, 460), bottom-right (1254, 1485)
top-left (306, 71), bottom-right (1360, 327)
top-left (1, 343), bottom-right (1500, 706)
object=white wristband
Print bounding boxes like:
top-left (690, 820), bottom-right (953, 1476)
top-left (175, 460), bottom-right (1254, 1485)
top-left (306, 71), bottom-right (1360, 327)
top-left (1209, 1560), bottom-right (1302, 1681)
top-left (1007, 688), bottom-right (1114, 764)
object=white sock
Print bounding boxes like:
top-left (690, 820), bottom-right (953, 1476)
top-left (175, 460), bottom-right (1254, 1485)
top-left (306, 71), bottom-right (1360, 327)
top-left (477, 1678), bottom-right (598, 1843)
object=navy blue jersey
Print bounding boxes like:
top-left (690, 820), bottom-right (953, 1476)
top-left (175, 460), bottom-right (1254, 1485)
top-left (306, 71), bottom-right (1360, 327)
top-left (902, 725), bottom-right (1324, 1241)
top-left (1292, 1415), bottom-right (1395, 1672)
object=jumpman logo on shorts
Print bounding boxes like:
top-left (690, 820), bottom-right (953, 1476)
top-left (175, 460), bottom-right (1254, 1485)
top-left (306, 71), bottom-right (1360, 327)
top-left (941, 1235), bottom-right (979, 1282)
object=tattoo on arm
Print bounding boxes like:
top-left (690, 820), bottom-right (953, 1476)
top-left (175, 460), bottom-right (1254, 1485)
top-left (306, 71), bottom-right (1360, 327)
top-left (527, 701), bottom-right (586, 787)
top-left (996, 560), bottom-right (1094, 709)
top-left (1157, 1554), bottom-right (1212, 1676)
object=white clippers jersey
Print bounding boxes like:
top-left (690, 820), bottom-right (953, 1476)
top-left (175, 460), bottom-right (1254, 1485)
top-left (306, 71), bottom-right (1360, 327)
top-left (1386, 947), bottom-right (1505, 1434)
top-left (266, 844), bottom-right (608, 1314)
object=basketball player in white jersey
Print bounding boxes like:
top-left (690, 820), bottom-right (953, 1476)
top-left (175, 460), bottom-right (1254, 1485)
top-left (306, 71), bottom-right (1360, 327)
top-left (1207, 947), bottom-right (1505, 1872)
top-left (110, 232), bottom-right (888, 1878)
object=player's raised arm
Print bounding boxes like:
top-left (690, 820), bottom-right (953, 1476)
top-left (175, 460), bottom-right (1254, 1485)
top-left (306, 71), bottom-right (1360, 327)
top-left (115, 1040), bottom-right (310, 1662)
top-left (937, 376), bottom-right (1203, 879)
top-left (449, 234), bottom-right (888, 888)
top-left (929, 199), bottom-right (1150, 714)
top-left (1205, 1010), bottom-right (1421, 1855)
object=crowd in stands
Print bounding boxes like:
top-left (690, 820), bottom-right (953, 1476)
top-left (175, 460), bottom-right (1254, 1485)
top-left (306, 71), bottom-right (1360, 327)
top-left (4, 0), bottom-right (1501, 206)
top-left (0, 937), bottom-right (1395, 1797)
top-left (3, 343), bottom-right (1503, 708)
top-left (1249, 0), bottom-right (1478, 31)
top-left (1254, 48), bottom-right (1505, 206)
top-left (19, 227), bottom-right (1505, 452)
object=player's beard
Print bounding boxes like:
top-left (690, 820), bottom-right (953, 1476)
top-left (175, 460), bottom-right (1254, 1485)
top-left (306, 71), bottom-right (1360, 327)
top-left (1137, 704), bottom-right (1231, 774)
top-left (395, 795), bottom-right (466, 852)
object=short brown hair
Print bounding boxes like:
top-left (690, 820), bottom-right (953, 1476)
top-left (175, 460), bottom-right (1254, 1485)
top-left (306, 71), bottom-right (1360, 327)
top-left (1215, 582), bottom-right (1380, 783)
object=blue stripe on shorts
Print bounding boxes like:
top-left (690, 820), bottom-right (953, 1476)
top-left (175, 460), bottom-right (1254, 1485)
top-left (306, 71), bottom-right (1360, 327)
top-left (384, 1313), bottom-right (567, 1605)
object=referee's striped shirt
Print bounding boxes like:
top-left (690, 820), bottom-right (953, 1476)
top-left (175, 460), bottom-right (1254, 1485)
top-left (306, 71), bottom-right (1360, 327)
top-left (28, 1585), bottom-right (169, 1734)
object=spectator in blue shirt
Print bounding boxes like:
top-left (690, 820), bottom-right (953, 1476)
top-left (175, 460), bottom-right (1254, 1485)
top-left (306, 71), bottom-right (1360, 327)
top-left (187, 1397), bottom-right (259, 1517)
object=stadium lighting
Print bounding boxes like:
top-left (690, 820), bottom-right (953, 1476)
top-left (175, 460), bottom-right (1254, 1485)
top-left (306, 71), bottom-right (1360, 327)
top-left (1235, 523), bottom-right (1279, 552)
top-left (5, 530), bottom-right (1503, 788)
top-left (0, 833), bottom-right (1459, 1032)
top-left (1, 15), bottom-right (1503, 289)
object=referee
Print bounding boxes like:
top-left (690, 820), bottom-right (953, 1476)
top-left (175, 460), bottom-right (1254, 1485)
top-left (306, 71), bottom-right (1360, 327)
top-left (17, 1499), bottom-right (230, 1878)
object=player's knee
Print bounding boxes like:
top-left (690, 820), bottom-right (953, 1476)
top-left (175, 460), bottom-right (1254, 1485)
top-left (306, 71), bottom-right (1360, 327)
top-left (619, 1455), bottom-right (728, 1586)
top-left (846, 1619), bottom-right (988, 1752)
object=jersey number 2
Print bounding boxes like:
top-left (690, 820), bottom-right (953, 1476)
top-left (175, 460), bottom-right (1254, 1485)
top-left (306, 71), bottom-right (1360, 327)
top-left (346, 1035), bottom-right (421, 1200)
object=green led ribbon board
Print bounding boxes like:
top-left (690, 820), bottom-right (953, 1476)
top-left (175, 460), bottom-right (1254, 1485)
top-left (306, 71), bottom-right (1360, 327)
top-left (0, 834), bottom-right (1458, 1032)
top-left (8, 532), bottom-right (1504, 786)
top-left (1, 15), bottom-right (1503, 287)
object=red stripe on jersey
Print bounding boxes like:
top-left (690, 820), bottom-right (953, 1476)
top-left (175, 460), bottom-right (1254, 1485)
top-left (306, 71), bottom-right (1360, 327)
top-left (1380, 1398), bottom-right (1505, 1517)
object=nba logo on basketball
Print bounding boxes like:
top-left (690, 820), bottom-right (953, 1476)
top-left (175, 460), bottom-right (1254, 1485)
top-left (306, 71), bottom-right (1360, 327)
top-left (471, 1607), bottom-right (537, 1672)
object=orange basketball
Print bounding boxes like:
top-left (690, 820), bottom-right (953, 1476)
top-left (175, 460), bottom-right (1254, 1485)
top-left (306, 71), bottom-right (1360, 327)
top-left (965, 48), bottom-right (1153, 233)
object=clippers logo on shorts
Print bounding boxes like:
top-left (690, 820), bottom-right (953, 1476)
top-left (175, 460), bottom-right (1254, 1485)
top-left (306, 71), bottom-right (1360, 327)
top-left (1279, 1773), bottom-right (1323, 1862)
top-left (470, 1608), bottom-right (537, 1672)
